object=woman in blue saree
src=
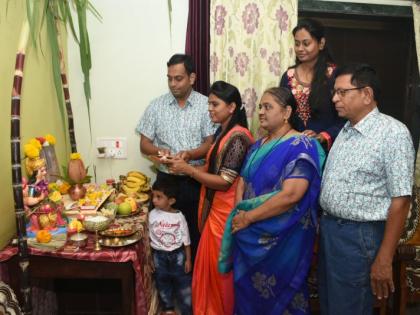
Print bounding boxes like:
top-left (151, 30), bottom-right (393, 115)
top-left (219, 87), bottom-right (325, 314)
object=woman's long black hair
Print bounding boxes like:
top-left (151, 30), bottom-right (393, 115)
top-left (293, 18), bottom-right (334, 117)
top-left (207, 81), bottom-right (248, 174)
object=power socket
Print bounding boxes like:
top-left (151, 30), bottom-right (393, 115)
top-left (96, 137), bottom-right (127, 159)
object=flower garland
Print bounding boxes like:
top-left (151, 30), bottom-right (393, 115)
top-left (23, 134), bottom-right (56, 159)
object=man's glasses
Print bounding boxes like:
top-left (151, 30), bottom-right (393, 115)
top-left (331, 86), bottom-right (366, 98)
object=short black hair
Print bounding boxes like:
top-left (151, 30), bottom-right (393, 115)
top-left (335, 63), bottom-right (381, 102)
top-left (167, 54), bottom-right (195, 75)
top-left (152, 178), bottom-right (178, 199)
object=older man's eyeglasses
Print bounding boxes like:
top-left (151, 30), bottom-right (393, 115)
top-left (331, 87), bottom-right (366, 98)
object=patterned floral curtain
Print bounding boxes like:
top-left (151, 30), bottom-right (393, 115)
top-left (412, 2), bottom-right (420, 185)
top-left (210, 0), bottom-right (298, 135)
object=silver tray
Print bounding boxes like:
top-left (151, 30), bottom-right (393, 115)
top-left (99, 231), bottom-right (142, 247)
top-left (99, 227), bottom-right (137, 237)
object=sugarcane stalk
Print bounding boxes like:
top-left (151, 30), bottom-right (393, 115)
top-left (11, 18), bottom-right (32, 315)
top-left (56, 19), bottom-right (77, 153)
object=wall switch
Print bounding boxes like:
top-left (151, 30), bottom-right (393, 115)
top-left (96, 137), bottom-right (127, 159)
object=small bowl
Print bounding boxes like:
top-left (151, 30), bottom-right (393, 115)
top-left (83, 215), bottom-right (111, 232)
top-left (70, 233), bottom-right (88, 248)
top-left (99, 208), bottom-right (116, 221)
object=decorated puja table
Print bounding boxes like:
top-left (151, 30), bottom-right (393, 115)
top-left (1, 167), bottom-right (154, 315)
top-left (0, 211), bottom-right (152, 315)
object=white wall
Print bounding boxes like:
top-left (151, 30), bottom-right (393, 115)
top-left (68, 0), bottom-right (189, 184)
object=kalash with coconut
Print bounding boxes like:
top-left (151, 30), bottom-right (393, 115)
top-left (64, 152), bottom-right (92, 201)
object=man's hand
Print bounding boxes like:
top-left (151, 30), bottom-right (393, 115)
top-left (175, 150), bottom-right (192, 162)
top-left (157, 148), bottom-right (171, 157)
top-left (185, 259), bottom-right (192, 273)
top-left (370, 254), bottom-right (394, 299)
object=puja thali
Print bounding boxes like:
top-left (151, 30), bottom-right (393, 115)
top-left (99, 231), bottom-right (142, 248)
top-left (99, 226), bottom-right (137, 237)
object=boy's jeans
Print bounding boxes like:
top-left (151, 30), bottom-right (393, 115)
top-left (153, 247), bottom-right (192, 315)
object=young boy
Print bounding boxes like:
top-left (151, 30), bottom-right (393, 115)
top-left (149, 179), bottom-right (192, 315)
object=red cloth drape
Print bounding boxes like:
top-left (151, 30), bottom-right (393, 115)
top-left (185, 0), bottom-right (210, 95)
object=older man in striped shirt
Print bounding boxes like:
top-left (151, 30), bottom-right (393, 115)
top-left (318, 63), bottom-right (414, 315)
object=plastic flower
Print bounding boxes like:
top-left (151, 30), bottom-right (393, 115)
top-left (70, 153), bottom-right (82, 160)
top-left (24, 143), bottom-right (40, 158)
top-left (58, 181), bottom-right (71, 194)
top-left (45, 134), bottom-right (56, 145)
top-left (49, 191), bottom-right (62, 203)
top-left (36, 137), bottom-right (46, 145)
top-left (48, 182), bottom-right (59, 191)
top-left (29, 138), bottom-right (42, 150)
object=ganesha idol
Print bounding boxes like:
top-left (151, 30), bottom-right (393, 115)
top-left (23, 156), bottom-right (65, 232)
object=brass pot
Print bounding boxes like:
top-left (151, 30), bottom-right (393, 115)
top-left (68, 184), bottom-right (86, 201)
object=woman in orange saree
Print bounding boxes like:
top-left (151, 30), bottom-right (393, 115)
top-left (169, 81), bottom-right (253, 314)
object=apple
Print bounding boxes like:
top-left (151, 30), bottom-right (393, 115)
top-left (117, 202), bottom-right (132, 215)
top-left (125, 197), bottom-right (137, 212)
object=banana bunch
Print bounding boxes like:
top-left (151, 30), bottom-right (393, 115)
top-left (121, 171), bottom-right (151, 195)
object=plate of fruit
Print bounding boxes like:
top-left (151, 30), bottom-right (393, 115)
top-left (111, 195), bottom-right (143, 217)
top-left (99, 225), bottom-right (137, 237)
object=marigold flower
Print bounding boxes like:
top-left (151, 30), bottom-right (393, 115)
top-left (49, 191), bottom-right (62, 202)
top-left (48, 182), bottom-right (59, 192)
top-left (29, 138), bottom-right (42, 150)
top-left (45, 134), bottom-right (56, 145)
top-left (58, 181), bottom-right (71, 194)
top-left (70, 153), bottom-right (82, 160)
top-left (24, 144), bottom-right (40, 158)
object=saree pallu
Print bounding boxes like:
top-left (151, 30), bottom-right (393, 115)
top-left (219, 135), bottom-right (325, 315)
top-left (193, 125), bottom-right (253, 315)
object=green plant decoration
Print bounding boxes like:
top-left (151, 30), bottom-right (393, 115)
top-left (10, 1), bottom-right (100, 313)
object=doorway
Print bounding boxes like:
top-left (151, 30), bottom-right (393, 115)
top-left (300, 10), bottom-right (420, 152)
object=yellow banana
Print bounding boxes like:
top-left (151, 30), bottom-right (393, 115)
top-left (140, 184), bottom-right (151, 192)
top-left (125, 181), bottom-right (141, 189)
top-left (122, 185), bottom-right (140, 194)
top-left (127, 171), bottom-right (146, 180)
top-left (136, 192), bottom-right (150, 203)
top-left (127, 176), bottom-right (146, 186)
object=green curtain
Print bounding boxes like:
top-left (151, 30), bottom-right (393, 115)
top-left (210, 0), bottom-right (298, 136)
